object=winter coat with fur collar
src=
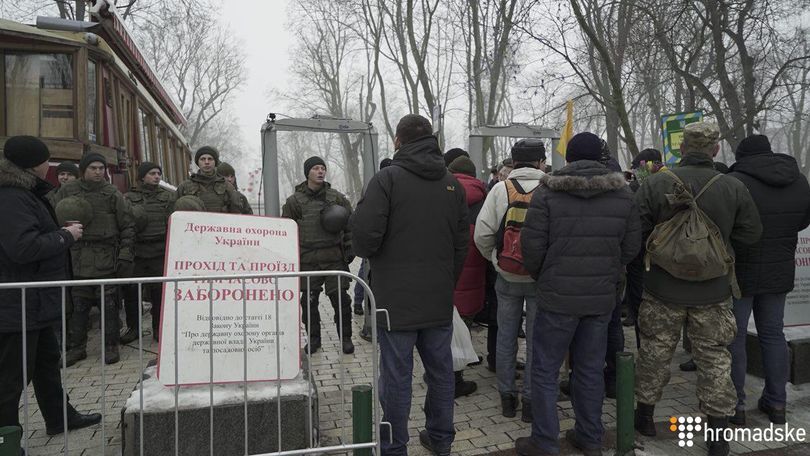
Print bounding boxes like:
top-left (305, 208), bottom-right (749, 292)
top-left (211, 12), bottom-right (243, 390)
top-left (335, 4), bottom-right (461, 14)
top-left (521, 160), bottom-right (641, 316)
top-left (0, 160), bottom-right (74, 332)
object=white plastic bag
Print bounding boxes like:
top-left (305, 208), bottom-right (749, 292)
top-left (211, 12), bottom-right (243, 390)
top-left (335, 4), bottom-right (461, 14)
top-left (451, 307), bottom-right (479, 371)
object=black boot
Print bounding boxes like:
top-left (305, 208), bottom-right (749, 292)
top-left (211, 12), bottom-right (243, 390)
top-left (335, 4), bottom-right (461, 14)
top-left (707, 415), bottom-right (730, 456)
top-left (454, 371), bottom-right (477, 398)
top-left (501, 393), bottom-right (518, 418)
top-left (758, 398), bottom-right (787, 424)
top-left (305, 336), bottom-right (321, 354)
top-left (46, 407), bottom-right (102, 436)
top-left (342, 337), bottom-right (355, 354)
top-left (634, 402), bottom-right (657, 436)
top-left (729, 409), bottom-right (746, 426)
top-left (521, 401), bottom-right (533, 423)
top-left (515, 437), bottom-right (553, 456)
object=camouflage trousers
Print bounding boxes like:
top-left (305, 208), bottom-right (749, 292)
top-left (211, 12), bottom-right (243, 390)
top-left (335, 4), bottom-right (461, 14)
top-left (635, 292), bottom-right (737, 417)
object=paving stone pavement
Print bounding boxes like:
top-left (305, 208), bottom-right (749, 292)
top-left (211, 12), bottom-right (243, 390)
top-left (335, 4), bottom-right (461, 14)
top-left (15, 292), bottom-right (810, 455)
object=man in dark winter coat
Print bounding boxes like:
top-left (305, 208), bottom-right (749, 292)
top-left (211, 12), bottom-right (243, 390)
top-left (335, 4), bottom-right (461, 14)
top-left (351, 114), bottom-right (468, 456)
top-left (727, 135), bottom-right (810, 426)
top-left (121, 162), bottom-right (176, 344)
top-left (515, 132), bottom-right (641, 456)
top-left (282, 156), bottom-right (355, 355)
top-left (0, 136), bottom-right (101, 437)
top-left (634, 123), bottom-right (762, 456)
top-left (176, 146), bottom-right (242, 213)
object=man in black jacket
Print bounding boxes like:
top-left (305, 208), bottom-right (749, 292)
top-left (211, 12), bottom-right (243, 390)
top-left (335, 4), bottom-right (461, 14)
top-left (0, 136), bottom-right (100, 439)
top-left (515, 132), bottom-right (641, 456)
top-left (351, 114), bottom-right (468, 456)
top-left (727, 135), bottom-right (810, 425)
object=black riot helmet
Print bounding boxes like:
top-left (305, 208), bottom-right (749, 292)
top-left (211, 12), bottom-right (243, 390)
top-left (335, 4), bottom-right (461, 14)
top-left (320, 204), bottom-right (350, 234)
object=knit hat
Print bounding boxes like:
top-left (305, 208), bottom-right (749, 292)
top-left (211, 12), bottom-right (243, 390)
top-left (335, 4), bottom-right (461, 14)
top-left (138, 161), bottom-right (161, 181)
top-left (217, 162), bottom-right (236, 177)
top-left (79, 152), bottom-right (106, 173)
top-left (443, 148), bottom-right (469, 167)
top-left (511, 139), bottom-right (546, 163)
top-left (448, 156), bottom-right (476, 178)
top-left (380, 158), bottom-right (393, 170)
top-left (565, 132), bottom-right (602, 162)
top-left (631, 148), bottom-right (663, 169)
top-left (735, 134), bottom-right (772, 159)
top-left (56, 161), bottom-right (79, 177)
top-left (304, 156), bottom-right (326, 178)
top-left (195, 146), bottom-right (220, 166)
top-left (3, 135), bottom-right (50, 169)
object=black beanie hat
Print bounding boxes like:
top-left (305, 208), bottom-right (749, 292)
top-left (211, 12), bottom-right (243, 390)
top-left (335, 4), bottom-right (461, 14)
top-left (79, 152), bottom-right (106, 173)
top-left (195, 146), bottom-right (220, 166)
top-left (55, 161), bottom-right (79, 177)
top-left (304, 156), bottom-right (326, 178)
top-left (138, 161), bottom-right (161, 181)
top-left (736, 134), bottom-right (772, 159)
top-left (566, 132), bottom-right (603, 163)
top-left (511, 139), bottom-right (546, 163)
top-left (443, 148), bottom-right (469, 167)
top-left (3, 135), bottom-right (50, 169)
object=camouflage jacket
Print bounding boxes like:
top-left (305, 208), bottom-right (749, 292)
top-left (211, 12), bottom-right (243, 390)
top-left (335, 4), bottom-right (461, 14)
top-left (125, 183), bottom-right (176, 258)
top-left (176, 172), bottom-right (242, 214)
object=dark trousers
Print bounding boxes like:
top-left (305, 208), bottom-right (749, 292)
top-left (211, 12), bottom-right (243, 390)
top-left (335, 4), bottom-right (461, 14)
top-left (531, 310), bottom-right (611, 453)
top-left (730, 294), bottom-right (789, 409)
top-left (379, 325), bottom-right (455, 455)
top-left (122, 257), bottom-right (165, 335)
top-left (70, 285), bottom-right (120, 350)
top-left (604, 303), bottom-right (625, 387)
top-left (0, 328), bottom-right (70, 429)
top-left (300, 263), bottom-right (352, 340)
top-left (623, 252), bottom-right (644, 349)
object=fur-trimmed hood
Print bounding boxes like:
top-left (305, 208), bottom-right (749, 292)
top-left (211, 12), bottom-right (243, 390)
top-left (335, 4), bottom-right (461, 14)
top-left (542, 160), bottom-right (627, 198)
top-left (0, 159), bottom-right (37, 190)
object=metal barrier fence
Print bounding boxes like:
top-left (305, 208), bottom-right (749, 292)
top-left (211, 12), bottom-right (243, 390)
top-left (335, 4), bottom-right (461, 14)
top-left (0, 271), bottom-right (389, 456)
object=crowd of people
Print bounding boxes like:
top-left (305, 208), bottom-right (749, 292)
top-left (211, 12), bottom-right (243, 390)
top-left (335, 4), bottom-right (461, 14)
top-left (1, 111), bottom-right (810, 456)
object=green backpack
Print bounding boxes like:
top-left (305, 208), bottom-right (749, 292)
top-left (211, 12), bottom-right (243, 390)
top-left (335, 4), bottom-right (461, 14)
top-left (645, 170), bottom-right (737, 289)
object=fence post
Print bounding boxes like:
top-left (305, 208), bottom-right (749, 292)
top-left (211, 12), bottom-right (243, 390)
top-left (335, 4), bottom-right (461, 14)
top-left (352, 385), bottom-right (373, 456)
top-left (615, 352), bottom-right (635, 456)
top-left (0, 426), bottom-right (22, 456)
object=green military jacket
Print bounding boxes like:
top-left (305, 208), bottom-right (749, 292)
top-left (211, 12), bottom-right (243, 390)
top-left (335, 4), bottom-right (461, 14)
top-left (635, 154), bottom-right (762, 306)
top-left (53, 179), bottom-right (136, 278)
top-left (237, 190), bottom-right (253, 215)
top-left (176, 172), bottom-right (242, 214)
top-left (282, 181), bottom-right (353, 265)
top-left (125, 183), bottom-right (176, 259)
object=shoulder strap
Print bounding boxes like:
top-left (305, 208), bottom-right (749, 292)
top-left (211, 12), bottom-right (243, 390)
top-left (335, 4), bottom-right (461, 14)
top-left (660, 169), bottom-right (687, 188)
top-left (508, 178), bottom-right (528, 194)
top-left (695, 174), bottom-right (724, 201)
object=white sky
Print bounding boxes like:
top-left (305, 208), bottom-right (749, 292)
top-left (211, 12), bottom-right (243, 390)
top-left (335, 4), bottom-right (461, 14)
top-left (220, 0), bottom-right (292, 167)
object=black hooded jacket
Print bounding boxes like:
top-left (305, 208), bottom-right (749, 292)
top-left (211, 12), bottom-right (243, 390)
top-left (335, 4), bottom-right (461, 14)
top-left (0, 160), bottom-right (75, 333)
top-left (350, 136), bottom-right (469, 331)
top-left (521, 160), bottom-right (641, 316)
top-left (729, 153), bottom-right (810, 296)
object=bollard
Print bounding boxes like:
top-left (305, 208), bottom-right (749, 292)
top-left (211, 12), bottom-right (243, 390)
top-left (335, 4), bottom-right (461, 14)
top-left (615, 352), bottom-right (635, 456)
top-left (0, 426), bottom-right (22, 456)
top-left (352, 385), bottom-right (373, 456)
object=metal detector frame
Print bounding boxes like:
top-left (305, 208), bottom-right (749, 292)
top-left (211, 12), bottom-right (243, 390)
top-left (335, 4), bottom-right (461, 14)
top-left (468, 124), bottom-right (561, 182)
top-left (261, 117), bottom-right (379, 216)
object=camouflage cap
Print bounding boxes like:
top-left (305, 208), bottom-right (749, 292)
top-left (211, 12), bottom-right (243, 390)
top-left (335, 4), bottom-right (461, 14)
top-left (680, 122), bottom-right (720, 156)
top-left (174, 195), bottom-right (206, 212)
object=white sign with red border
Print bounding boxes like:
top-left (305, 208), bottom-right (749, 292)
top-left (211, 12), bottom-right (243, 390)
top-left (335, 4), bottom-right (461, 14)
top-left (157, 212), bottom-right (300, 386)
top-left (785, 227), bottom-right (810, 328)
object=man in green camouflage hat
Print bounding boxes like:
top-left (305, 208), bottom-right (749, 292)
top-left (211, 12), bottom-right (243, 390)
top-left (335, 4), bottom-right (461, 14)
top-left (282, 156), bottom-right (355, 355)
top-left (634, 122), bottom-right (762, 456)
top-left (120, 162), bottom-right (176, 344)
top-left (176, 146), bottom-right (242, 213)
top-left (53, 152), bottom-right (136, 366)
top-left (218, 162), bottom-right (252, 214)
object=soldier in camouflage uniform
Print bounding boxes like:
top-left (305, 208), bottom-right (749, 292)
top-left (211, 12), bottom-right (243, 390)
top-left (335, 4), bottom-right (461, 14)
top-left (45, 161), bottom-right (78, 207)
top-left (217, 162), bottom-right (253, 214)
top-left (282, 156), bottom-right (355, 355)
top-left (53, 153), bottom-right (136, 366)
top-left (176, 146), bottom-right (242, 213)
top-left (120, 162), bottom-right (176, 344)
top-left (634, 123), bottom-right (762, 456)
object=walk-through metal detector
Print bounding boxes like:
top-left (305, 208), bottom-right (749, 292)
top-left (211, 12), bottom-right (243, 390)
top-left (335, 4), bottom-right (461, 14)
top-left (468, 124), bottom-right (561, 182)
top-left (261, 116), bottom-right (379, 216)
